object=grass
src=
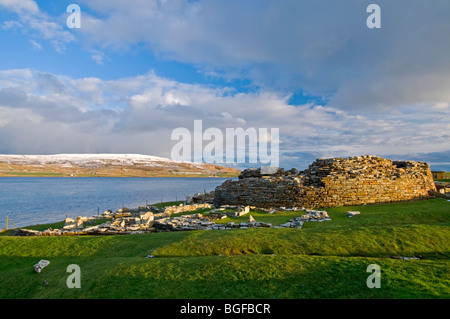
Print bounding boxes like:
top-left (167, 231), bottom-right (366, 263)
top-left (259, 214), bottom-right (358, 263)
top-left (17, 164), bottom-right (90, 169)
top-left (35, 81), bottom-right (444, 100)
top-left (152, 201), bottom-right (185, 209)
top-left (0, 198), bottom-right (449, 299)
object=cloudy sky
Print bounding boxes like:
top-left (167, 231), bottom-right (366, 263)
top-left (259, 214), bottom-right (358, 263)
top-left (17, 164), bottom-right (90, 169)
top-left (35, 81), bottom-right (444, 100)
top-left (0, 0), bottom-right (449, 170)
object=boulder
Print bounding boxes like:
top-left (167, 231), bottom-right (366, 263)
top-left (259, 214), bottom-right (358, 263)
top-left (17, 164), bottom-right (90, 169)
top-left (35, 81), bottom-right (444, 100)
top-left (103, 210), bottom-right (113, 216)
top-left (11, 229), bottom-right (41, 236)
top-left (34, 260), bottom-right (50, 273)
top-left (347, 211), bottom-right (361, 217)
top-left (139, 212), bottom-right (154, 225)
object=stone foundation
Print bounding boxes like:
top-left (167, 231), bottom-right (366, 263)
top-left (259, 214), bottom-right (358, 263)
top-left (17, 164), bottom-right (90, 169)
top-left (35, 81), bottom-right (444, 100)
top-left (213, 155), bottom-right (437, 209)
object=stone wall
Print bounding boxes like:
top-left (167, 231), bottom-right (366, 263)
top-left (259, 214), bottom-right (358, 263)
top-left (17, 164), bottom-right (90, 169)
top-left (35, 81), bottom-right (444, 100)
top-left (213, 155), bottom-right (437, 209)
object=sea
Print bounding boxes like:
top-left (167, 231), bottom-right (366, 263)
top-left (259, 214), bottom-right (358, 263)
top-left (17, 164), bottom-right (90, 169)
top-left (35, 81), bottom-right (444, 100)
top-left (0, 177), bottom-right (235, 228)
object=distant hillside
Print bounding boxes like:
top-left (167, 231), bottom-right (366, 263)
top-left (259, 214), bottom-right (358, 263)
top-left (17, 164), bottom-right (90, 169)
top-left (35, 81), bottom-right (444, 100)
top-left (0, 154), bottom-right (240, 177)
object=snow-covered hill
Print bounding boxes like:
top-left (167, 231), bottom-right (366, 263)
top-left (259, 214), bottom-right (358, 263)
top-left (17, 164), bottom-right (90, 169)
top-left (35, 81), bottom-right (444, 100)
top-left (0, 154), bottom-right (240, 177)
top-left (0, 154), bottom-right (200, 167)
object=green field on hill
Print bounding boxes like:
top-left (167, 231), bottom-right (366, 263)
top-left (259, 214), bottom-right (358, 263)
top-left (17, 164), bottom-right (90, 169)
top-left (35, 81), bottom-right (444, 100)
top-left (0, 198), bottom-right (449, 299)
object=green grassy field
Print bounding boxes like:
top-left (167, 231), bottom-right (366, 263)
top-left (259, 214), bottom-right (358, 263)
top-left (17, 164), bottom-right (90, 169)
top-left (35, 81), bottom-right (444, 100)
top-left (0, 198), bottom-right (449, 299)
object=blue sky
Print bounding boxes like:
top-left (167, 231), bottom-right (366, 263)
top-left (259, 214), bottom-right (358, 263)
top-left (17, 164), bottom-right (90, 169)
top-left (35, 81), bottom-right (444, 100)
top-left (0, 0), bottom-right (449, 170)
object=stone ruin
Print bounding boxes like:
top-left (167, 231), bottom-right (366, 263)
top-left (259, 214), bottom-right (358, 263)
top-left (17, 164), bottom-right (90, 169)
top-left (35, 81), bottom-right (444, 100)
top-left (434, 181), bottom-right (450, 198)
top-left (12, 201), bottom-right (337, 236)
top-left (10, 155), bottom-right (440, 237)
top-left (186, 191), bottom-right (215, 204)
top-left (214, 155), bottom-right (437, 209)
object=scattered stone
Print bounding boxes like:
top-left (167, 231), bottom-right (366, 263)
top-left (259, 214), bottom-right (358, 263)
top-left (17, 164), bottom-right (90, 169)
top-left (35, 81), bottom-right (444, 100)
top-left (146, 206), bottom-right (161, 213)
top-left (42, 228), bottom-right (62, 236)
top-left (280, 217), bottom-right (303, 228)
top-left (190, 191), bottom-right (215, 204)
top-left (435, 182), bottom-right (450, 195)
top-left (163, 203), bottom-right (212, 215)
top-left (391, 255), bottom-right (423, 261)
top-left (347, 211), bottom-right (361, 217)
top-left (102, 210), bottom-right (113, 216)
top-left (226, 205), bottom-right (250, 217)
top-left (301, 210), bottom-right (330, 221)
top-left (249, 215), bottom-right (256, 223)
top-left (11, 229), bottom-right (42, 236)
top-left (206, 212), bottom-right (227, 220)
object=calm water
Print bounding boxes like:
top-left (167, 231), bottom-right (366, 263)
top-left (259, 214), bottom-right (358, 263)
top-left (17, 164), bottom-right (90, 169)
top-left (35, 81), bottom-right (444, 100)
top-left (0, 177), bottom-right (234, 228)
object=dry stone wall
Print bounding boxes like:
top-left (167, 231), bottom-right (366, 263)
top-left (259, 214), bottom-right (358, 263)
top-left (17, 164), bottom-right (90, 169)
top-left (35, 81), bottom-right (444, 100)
top-left (213, 155), bottom-right (437, 209)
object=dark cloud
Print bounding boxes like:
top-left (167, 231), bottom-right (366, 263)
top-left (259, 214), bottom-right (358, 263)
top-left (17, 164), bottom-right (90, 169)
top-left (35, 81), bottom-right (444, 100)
top-left (74, 0), bottom-right (450, 110)
top-left (0, 87), bottom-right (28, 107)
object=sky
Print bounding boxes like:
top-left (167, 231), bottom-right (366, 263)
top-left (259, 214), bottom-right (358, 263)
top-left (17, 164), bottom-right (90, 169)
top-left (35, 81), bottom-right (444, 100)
top-left (0, 0), bottom-right (449, 170)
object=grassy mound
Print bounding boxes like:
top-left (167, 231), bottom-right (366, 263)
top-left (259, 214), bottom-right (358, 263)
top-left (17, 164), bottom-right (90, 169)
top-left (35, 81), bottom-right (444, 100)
top-left (0, 198), bottom-right (449, 299)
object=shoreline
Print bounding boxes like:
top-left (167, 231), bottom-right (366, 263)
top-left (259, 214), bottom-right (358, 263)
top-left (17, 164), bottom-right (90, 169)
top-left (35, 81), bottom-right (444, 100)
top-left (0, 173), bottom-right (239, 178)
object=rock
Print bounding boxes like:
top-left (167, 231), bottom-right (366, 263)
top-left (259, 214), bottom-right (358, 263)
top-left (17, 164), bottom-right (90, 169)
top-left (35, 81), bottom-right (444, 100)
top-left (34, 260), bottom-right (50, 273)
top-left (279, 218), bottom-right (303, 228)
top-left (103, 210), bottom-right (112, 216)
top-left (190, 191), bottom-right (215, 204)
top-left (139, 212), bottom-right (154, 225)
top-left (233, 206), bottom-right (250, 216)
top-left (249, 215), bottom-right (256, 223)
top-left (391, 255), bottom-right (421, 261)
top-left (147, 206), bottom-right (160, 213)
top-left (42, 229), bottom-right (62, 236)
top-left (163, 203), bottom-right (212, 215)
top-left (11, 229), bottom-right (41, 236)
top-left (347, 211), bottom-right (361, 217)
top-left (300, 210), bottom-right (330, 221)
top-left (64, 217), bottom-right (75, 223)
top-left (62, 224), bottom-right (76, 230)
top-left (76, 216), bottom-right (88, 227)
top-left (258, 222), bottom-right (272, 227)
top-left (207, 212), bottom-right (227, 220)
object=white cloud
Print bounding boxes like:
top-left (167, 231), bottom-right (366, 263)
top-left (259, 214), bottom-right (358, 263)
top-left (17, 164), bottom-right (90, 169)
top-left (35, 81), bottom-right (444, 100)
top-left (0, 68), bottom-right (448, 169)
top-left (0, 0), bottom-right (39, 14)
top-left (69, 0), bottom-right (450, 111)
top-left (1, 20), bottom-right (22, 29)
top-left (0, 0), bottom-right (74, 52)
top-left (3, 1), bottom-right (449, 112)
top-left (90, 51), bottom-right (106, 65)
top-left (29, 39), bottom-right (42, 50)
